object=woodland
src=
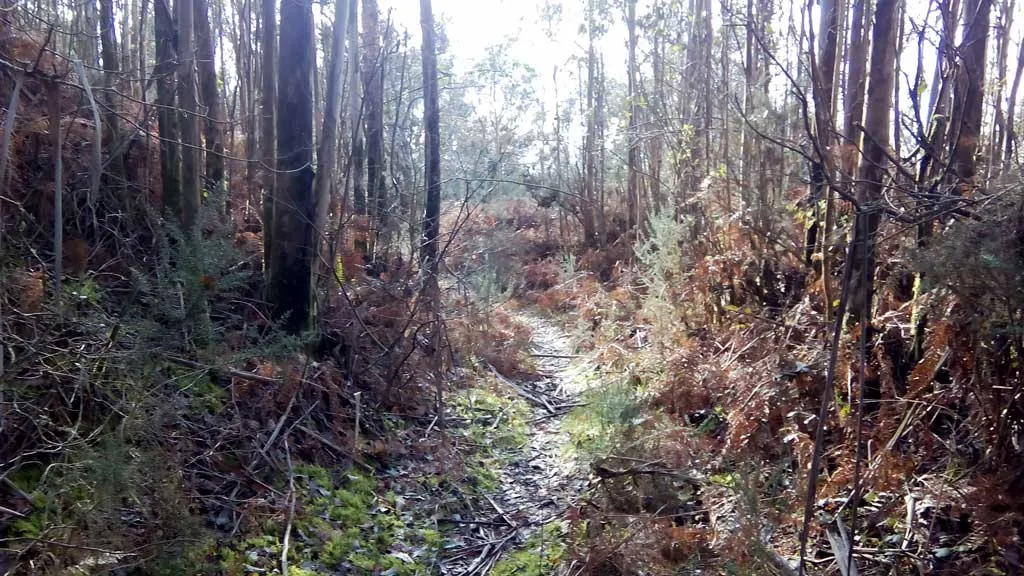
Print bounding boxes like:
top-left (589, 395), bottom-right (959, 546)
top-left (0, 0), bottom-right (1022, 572)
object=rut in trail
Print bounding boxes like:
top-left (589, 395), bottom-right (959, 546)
top-left (440, 314), bottom-right (591, 576)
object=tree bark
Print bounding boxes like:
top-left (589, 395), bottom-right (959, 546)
top-left (155, 0), bottom-right (182, 218)
top-left (362, 0), bottom-right (387, 252)
top-left (948, 0), bottom-right (991, 191)
top-left (314, 0), bottom-right (349, 273)
top-left (178, 0), bottom-right (201, 231)
top-left (260, 0), bottom-right (276, 258)
top-left (625, 0), bottom-right (639, 232)
top-left (843, 0), bottom-right (871, 144)
top-left (580, 0), bottom-right (598, 248)
top-left (847, 0), bottom-right (899, 323)
top-left (267, 0), bottom-right (315, 334)
top-left (349, 0), bottom-right (366, 217)
top-left (99, 0), bottom-right (125, 186)
top-left (419, 0), bottom-right (443, 428)
top-left (195, 0), bottom-right (226, 204)
top-left (1003, 37), bottom-right (1024, 171)
top-left (419, 0), bottom-right (440, 280)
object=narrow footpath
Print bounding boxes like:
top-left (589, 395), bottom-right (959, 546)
top-left (439, 314), bottom-right (591, 575)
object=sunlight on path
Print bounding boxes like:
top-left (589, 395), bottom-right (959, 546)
top-left (440, 313), bottom-right (596, 575)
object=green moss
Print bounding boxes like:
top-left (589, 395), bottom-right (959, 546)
top-left (492, 523), bottom-right (567, 576)
top-left (212, 463), bottom-right (438, 576)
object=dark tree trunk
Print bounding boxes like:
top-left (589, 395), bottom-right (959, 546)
top-left (260, 0), bottom-right (276, 258)
top-left (178, 0), bottom-right (201, 231)
top-left (847, 0), bottom-right (900, 323)
top-left (419, 0), bottom-right (440, 279)
top-left (949, 0), bottom-right (991, 190)
top-left (195, 0), bottom-right (226, 205)
top-left (625, 0), bottom-right (639, 233)
top-left (155, 0), bottom-right (181, 217)
top-left (267, 0), bottom-right (315, 334)
top-left (843, 0), bottom-right (871, 143)
top-left (362, 0), bottom-right (387, 251)
top-left (99, 0), bottom-right (125, 186)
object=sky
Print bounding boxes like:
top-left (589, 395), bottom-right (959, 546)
top-left (384, 0), bottom-right (629, 99)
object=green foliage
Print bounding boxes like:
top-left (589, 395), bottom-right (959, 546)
top-left (213, 465), bottom-right (438, 576)
top-left (565, 374), bottom-right (647, 458)
top-left (635, 209), bottom-right (691, 344)
top-left (492, 522), bottom-right (567, 576)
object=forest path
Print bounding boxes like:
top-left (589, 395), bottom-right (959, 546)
top-left (439, 313), bottom-right (591, 575)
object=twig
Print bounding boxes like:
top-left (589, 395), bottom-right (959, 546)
top-left (281, 439), bottom-right (296, 576)
top-left (437, 517), bottom-right (508, 527)
top-left (258, 392), bottom-right (297, 463)
top-left (295, 423), bottom-right (373, 471)
top-left (164, 355), bottom-right (281, 385)
top-left (483, 493), bottom-right (516, 529)
top-left (486, 362), bottom-right (558, 413)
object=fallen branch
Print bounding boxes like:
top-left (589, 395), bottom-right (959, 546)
top-left (165, 356), bottom-right (280, 385)
top-left (280, 439), bottom-right (296, 576)
top-left (486, 362), bottom-right (559, 413)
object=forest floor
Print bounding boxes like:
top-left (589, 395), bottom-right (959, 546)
top-left (434, 312), bottom-right (592, 575)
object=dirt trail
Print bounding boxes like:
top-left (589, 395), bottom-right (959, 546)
top-left (440, 313), bottom-right (590, 575)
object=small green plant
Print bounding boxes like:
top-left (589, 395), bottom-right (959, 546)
top-left (492, 522), bottom-right (567, 576)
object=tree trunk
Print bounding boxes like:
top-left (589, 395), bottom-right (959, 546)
top-left (580, 0), bottom-right (598, 248)
top-left (987, 0), bottom-right (1014, 183)
top-left (349, 0), bottom-right (366, 218)
top-left (49, 81), bottom-right (63, 307)
top-left (267, 0), bottom-right (315, 334)
top-left (195, 0), bottom-right (226, 205)
top-left (740, 0), bottom-right (755, 206)
top-left (419, 0), bottom-right (442, 428)
top-left (843, 0), bottom-right (871, 144)
top-left (155, 0), bottom-right (181, 218)
top-left (178, 0), bottom-right (201, 231)
top-left (948, 0), bottom-right (991, 191)
top-left (1003, 37), bottom-right (1024, 171)
top-left (99, 0), bottom-right (125, 186)
top-left (847, 0), bottom-right (900, 323)
top-left (419, 0), bottom-right (440, 279)
top-left (362, 0), bottom-right (387, 255)
top-left (625, 0), bottom-right (639, 233)
top-left (314, 0), bottom-right (349, 274)
top-left (260, 0), bottom-right (276, 258)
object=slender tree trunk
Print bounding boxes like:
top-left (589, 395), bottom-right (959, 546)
top-left (847, 0), bottom-right (900, 323)
top-left (349, 0), bottom-right (366, 217)
top-left (99, 0), bottom-right (125, 186)
top-left (179, 0), bottom-right (201, 230)
top-left (1003, 38), bottom-right (1024, 171)
top-left (195, 0), bottom-right (226, 205)
top-left (721, 0), bottom-right (732, 214)
top-left (843, 0), bottom-right (870, 144)
top-left (892, 0), bottom-right (906, 157)
top-left (260, 0), bottom-right (276, 258)
top-left (580, 0), bottom-right (598, 248)
top-left (268, 0), bottom-right (315, 334)
top-left (49, 81), bottom-right (63, 307)
top-left (987, 0), bottom-right (1014, 183)
top-left (740, 0), bottom-right (755, 206)
top-left (625, 0), bottom-right (639, 232)
top-left (314, 0), bottom-right (349, 274)
top-left (419, 0), bottom-right (440, 279)
top-left (948, 0), bottom-right (991, 191)
top-left (362, 0), bottom-right (387, 253)
top-left (419, 0), bottom-right (442, 428)
top-left (155, 0), bottom-right (181, 217)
